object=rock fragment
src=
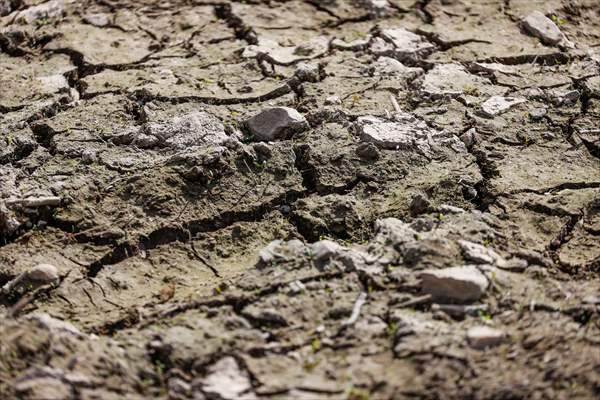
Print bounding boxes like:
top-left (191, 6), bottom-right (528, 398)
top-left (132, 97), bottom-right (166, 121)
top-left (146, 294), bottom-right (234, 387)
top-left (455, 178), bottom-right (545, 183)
top-left (522, 11), bottom-right (564, 46)
top-left (245, 107), bottom-right (308, 141)
top-left (376, 28), bottom-right (435, 61)
top-left (467, 326), bottom-right (505, 349)
top-left (243, 36), bottom-right (328, 65)
top-left (2, 264), bottom-right (60, 295)
top-left (144, 111), bottom-right (228, 150)
top-left (419, 63), bottom-right (500, 99)
top-left (458, 240), bottom-right (506, 267)
top-left (355, 113), bottom-right (464, 155)
top-left (372, 56), bottom-right (423, 79)
top-left (479, 96), bottom-right (526, 118)
top-left (419, 266), bottom-right (489, 303)
top-left (196, 357), bottom-right (255, 400)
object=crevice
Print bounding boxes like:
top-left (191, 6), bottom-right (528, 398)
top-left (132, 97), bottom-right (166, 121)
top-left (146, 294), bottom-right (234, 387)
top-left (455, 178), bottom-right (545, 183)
top-left (214, 3), bottom-right (258, 45)
top-left (86, 187), bottom-right (306, 278)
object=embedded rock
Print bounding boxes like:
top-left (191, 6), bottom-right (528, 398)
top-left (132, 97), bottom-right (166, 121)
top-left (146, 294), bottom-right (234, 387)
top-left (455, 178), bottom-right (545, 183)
top-left (522, 11), bottom-right (563, 46)
top-left (245, 107), bottom-right (308, 141)
top-left (479, 96), bottom-right (526, 118)
top-left (419, 266), bottom-right (489, 303)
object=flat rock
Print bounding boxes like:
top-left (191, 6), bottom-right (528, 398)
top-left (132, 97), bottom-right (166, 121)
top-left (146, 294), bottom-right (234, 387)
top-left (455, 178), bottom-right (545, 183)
top-left (355, 113), bottom-right (465, 155)
top-left (372, 56), bottom-right (423, 79)
top-left (419, 265), bottom-right (489, 303)
top-left (522, 11), bottom-right (563, 46)
top-left (467, 326), bottom-right (505, 349)
top-left (458, 240), bottom-right (506, 267)
top-left (144, 111), bottom-right (229, 150)
top-left (420, 63), bottom-right (505, 99)
top-left (479, 96), bottom-right (526, 118)
top-left (373, 28), bottom-right (435, 61)
top-left (197, 357), bottom-right (255, 400)
top-left (245, 107), bottom-right (308, 142)
top-left (243, 36), bottom-right (329, 65)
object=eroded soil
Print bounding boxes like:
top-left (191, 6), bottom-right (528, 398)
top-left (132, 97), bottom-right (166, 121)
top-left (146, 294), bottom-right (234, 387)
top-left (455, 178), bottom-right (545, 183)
top-left (1, 0), bottom-right (600, 399)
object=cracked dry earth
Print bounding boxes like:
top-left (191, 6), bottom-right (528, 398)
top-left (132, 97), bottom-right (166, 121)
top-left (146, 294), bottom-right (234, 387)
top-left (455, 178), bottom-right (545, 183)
top-left (1, 0), bottom-right (600, 399)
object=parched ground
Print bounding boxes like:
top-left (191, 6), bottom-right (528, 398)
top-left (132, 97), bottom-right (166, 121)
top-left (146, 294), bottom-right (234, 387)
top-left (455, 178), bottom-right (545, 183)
top-left (1, 0), bottom-right (600, 399)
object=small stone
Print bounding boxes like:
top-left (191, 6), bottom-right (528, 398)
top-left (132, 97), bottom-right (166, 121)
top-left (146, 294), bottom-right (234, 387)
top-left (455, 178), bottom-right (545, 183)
top-left (459, 128), bottom-right (479, 148)
top-left (245, 107), bottom-right (308, 142)
top-left (83, 13), bottom-right (110, 27)
top-left (288, 280), bottom-right (306, 295)
top-left (2, 263), bottom-right (59, 294)
top-left (479, 96), bottom-right (526, 118)
top-left (295, 62), bottom-right (320, 82)
top-left (420, 63), bottom-right (498, 99)
top-left (252, 142), bottom-right (272, 158)
top-left (243, 36), bottom-right (328, 65)
top-left (0, 0), bottom-right (19, 17)
top-left (375, 28), bottom-right (435, 61)
top-left (409, 193), bottom-right (431, 216)
top-left (438, 204), bottom-right (465, 214)
top-left (522, 11), bottom-right (563, 46)
top-left (325, 95), bottom-right (341, 105)
top-left (419, 266), bottom-right (489, 303)
top-left (547, 89), bottom-right (579, 106)
top-left (355, 142), bottom-right (380, 160)
top-left (27, 264), bottom-right (59, 283)
top-left (372, 56), bottom-right (423, 79)
top-left (196, 357), bottom-right (255, 400)
top-left (80, 149), bottom-right (97, 164)
top-left (355, 113), bottom-right (463, 155)
top-left (458, 240), bottom-right (506, 267)
top-left (529, 107), bottom-right (547, 121)
top-left (145, 111), bottom-right (228, 149)
top-left (310, 240), bottom-right (343, 264)
top-left (13, 0), bottom-right (64, 23)
top-left (331, 35), bottom-right (372, 51)
top-left (467, 326), bottom-right (505, 349)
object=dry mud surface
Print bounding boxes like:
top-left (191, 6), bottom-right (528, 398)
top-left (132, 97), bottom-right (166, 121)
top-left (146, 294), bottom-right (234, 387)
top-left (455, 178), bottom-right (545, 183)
top-left (1, 0), bottom-right (600, 399)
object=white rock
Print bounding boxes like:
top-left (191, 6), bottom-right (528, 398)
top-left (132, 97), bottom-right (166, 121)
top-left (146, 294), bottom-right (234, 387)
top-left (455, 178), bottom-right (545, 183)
top-left (245, 107), bottom-right (308, 141)
top-left (13, 0), bottom-right (66, 23)
top-left (373, 218), bottom-right (418, 246)
top-left (295, 62), bottom-right (320, 82)
top-left (372, 56), bottom-right (423, 79)
top-left (355, 113), bottom-right (464, 155)
top-left (2, 263), bottom-right (59, 294)
top-left (243, 36), bottom-right (329, 65)
top-left (27, 264), bottom-right (59, 282)
top-left (198, 357), bottom-right (255, 400)
top-left (145, 111), bottom-right (228, 149)
top-left (331, 35), bottom-right (372, 50)
top-left (374, 28), bottom-right (435, 61)
top-left (420, 63), bottom-right (503, 99)
top-left (257, 239), bottom-right (307, 267)
top-left (479, 96), bottom-right (526, 118)
top-left (310, 240), bottom-right (343, 263)
top-left (419, 266), bottom-right (489, 303)
top-left (467, 326), bottom-right (505, 349)
top-left (522, 11), bottom-right (563, 46)
top-left (458, 240), bottom-right (506, 267)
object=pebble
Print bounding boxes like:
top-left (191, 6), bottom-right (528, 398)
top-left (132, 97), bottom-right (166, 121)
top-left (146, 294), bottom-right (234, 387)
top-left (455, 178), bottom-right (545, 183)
top-left (467, 326), bottom-right (505, 349)
top-left (355, 142), bottom-right (380, 160)
top-left (479, 96), bottom-right (526, 118)
top-left (372, 56), bottom-right (423, 79)
top-left (522, 11), bottom-right (563, 46)
top-left (196, 357), bottom-right (254, 400)
top-left (377, 28), bottom-right (435, 61)
top-left (145, 111), bottom-right (228, 149)
top-left (310, 240), bottom-right (343, 264)
top-left (419, 265), bottom-right (489, 303)
top-left (529, 107), bottom-right (547, 121)
top-left (245, 107), bottom-right (308, 142)
top-left (458, 240), bottom-right (507, 267)
top-left (2, 263), bottom-right (60, 294)
top-left (420, 63), bottom-right (496, 99)
top-left (295, 62), bottom-right (320, 82)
